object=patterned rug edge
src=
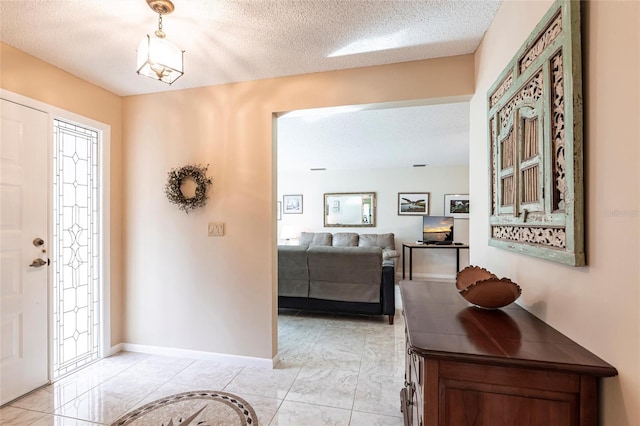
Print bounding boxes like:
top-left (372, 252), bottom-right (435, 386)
top-left (110, 390), bottom-right (258, 426)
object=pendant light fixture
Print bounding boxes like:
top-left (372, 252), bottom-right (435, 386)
top-left (136, 0), bottom-right (184, 84)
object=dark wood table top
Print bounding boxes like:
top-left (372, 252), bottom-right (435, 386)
top-left (400, 281), bottom-right (617, 377)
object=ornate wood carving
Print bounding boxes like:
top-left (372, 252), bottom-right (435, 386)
top-left (489, 72), bottom-right (513, 108)
top-left (498, 70), bottom-right (543, 129)
top-left (492, 226), bottom-right (566, 249)
top-left (487, 0), bottom-right (584, 266)
top-left (519, 12), bottom-right (563, 73)
top-left (490, 117), bottom-right (497, 215)
top-left (551, 50), bottom-right (566, 211)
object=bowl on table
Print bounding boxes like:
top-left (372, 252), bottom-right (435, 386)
top-left (456, 266), bottom-right (521, 309)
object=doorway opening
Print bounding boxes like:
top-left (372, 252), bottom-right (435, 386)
top-left (274, 98), bottom-right (471, 352)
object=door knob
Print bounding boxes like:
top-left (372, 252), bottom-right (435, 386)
top-left (33, 238), bottom-right (45, 247)
top-left (29, 258), bottom-right (48, 268)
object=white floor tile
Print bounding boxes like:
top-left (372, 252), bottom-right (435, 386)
top-left (302, 346), bottom-right (363, 372)
top-left (9, 386), bottom-right (60, 414)
top-left (224, 366), bottom-right (300, 399)
top-left (115, 355), bottom-right (194, 383)
top-left (6, 301), bottom-right (407, 426)
top-left (285, 368), bottom-right (358, 409)
top-left (169, 360), bottom-right (244, 390)
top-left (29, 414), bottom-right (103, 426)
top-left (238, 394), bottom-right (282, 426)
top-left (269, 400), bottom-right (352, 426)
top-left (0, 406), bottom-right (47, 426)
top-left (349, 411), bottom-right (403, 426)
top-left (54, 374), bottom-right (164, 424)
top-left (353, 374), bottom-right (405, 418)
top-left (131, 382), bottom-right (197, 407)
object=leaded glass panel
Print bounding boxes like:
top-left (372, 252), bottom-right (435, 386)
top-left (52, 119), bottom-right (100, 379)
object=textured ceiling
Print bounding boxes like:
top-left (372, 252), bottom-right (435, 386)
top-left (278, 101), bottom-right (470, 172)
top-left (1, 1), bottom-right (497, 170)
top-left (0, 0), bottom-right (501, 96)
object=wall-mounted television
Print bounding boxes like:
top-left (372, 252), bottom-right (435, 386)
top-left (422, 216), bottom-right (454, 243)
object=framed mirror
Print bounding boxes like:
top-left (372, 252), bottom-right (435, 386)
top-left (324, 192), bottom-right (376, 227)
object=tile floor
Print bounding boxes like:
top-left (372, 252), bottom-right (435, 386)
top-left (1, 288), bottom-right (406, 426)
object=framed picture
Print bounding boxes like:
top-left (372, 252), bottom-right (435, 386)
top-left (444, 194), bottom-right (470, 218)
top-left (277, 201), bottom-right (282, 220)
top-left (398, 192), bottom-right (430, 216)
top-left (283, 194), bottom-right (303, 214)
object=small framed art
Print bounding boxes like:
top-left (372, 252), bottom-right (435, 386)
top-left (398, 192), bottom-right (430, 216)
top-left (283, 194), bottom-right (303, 214)
top-left (444, 194), bottom-right (470, 218)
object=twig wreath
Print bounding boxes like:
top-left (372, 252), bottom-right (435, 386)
top-left (164, 163), bottom-right (212, 214)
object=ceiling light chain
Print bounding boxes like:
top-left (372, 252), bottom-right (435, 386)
top-left (155, 14), bottom-right (165, 39)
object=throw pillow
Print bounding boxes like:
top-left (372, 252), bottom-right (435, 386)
top-left (359, 233), bottom-right (395, 250)
top-left (333, 233), bottom-right (359, 247)
top-left (299, 232), bottom-right (333, 247)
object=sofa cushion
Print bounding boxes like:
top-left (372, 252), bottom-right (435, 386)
top-left (299, 232), bottom-right (333, 247)
top-left (333, 232), bottom-right (359, 247)
top-left (277, 245), bottom-right (309, 297)
top-left (307, 246), bottom-right (382, 303)
top-left (358, 233), bottom-right (395, 250)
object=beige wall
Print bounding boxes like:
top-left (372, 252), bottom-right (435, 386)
top-left (278, 166), bottom-right (470, 278)
top-left (0, 42), bottom-right (124, 346)
top-left (7, 2), bottom-right (636, 419)
top-left (121, 55), bottom-right (475, 359)
top-left (469, 1), bottom-right (639, 425)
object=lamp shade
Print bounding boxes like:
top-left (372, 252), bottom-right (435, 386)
top-left (136, 34), bottom-right (184, 84)
top-left (279, 225), bottom-right (299, 242)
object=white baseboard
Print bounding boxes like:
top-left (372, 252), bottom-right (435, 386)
top-left (117, 343), bottom-right (276, 369)
top-left (395, 272), bottom-right (455, 282)
top-left (109, 343), bottom-right (124, 356)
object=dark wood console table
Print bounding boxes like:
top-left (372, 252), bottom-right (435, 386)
top-left (402, 243), bottom-right (469, 280)
top-left (400, 281), bottom-right (617, 426)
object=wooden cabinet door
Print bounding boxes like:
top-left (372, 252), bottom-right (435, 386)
top-left (444, 388), bottom-right (574, 426)
top-left (438, 361), bottom-right (583, 426)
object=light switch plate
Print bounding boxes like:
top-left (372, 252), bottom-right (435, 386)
top-left (208, 222), bottom-right (224, 236)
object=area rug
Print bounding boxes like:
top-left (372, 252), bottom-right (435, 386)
top-left (110, 390), bottom-right (258, 426)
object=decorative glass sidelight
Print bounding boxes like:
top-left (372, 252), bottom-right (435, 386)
top-left (52, 119), bottom-right (101, 378)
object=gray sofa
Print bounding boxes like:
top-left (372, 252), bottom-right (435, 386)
top-left (278, 232), bottom-right (397, 324)
top-left (299, 232), bottom-right (399, 263)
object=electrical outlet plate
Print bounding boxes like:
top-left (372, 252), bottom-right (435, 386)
top-left (208, 222), bottom-right (224, 236)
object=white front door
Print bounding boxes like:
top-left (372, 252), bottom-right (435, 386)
top-left (0, 99), bottom-right (49, 405)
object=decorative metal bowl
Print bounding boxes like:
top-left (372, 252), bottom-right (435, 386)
top-left (456, 266), bottom-right (521, 309)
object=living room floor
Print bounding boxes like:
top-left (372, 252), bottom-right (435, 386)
top-left (1, 287), bottom-right (405, 426)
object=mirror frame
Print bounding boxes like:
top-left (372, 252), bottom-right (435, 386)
top-left (324, 192), bottom-right (376, 227)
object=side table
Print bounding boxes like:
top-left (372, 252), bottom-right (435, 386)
top-left (402, 243), bottom-right (469, 280)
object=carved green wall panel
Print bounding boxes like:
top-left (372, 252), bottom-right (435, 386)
top-left (487, 0), bottom-right (584, 266)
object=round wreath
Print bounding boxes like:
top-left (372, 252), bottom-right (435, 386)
top-left (164, 164), bottom-right (212, 214)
